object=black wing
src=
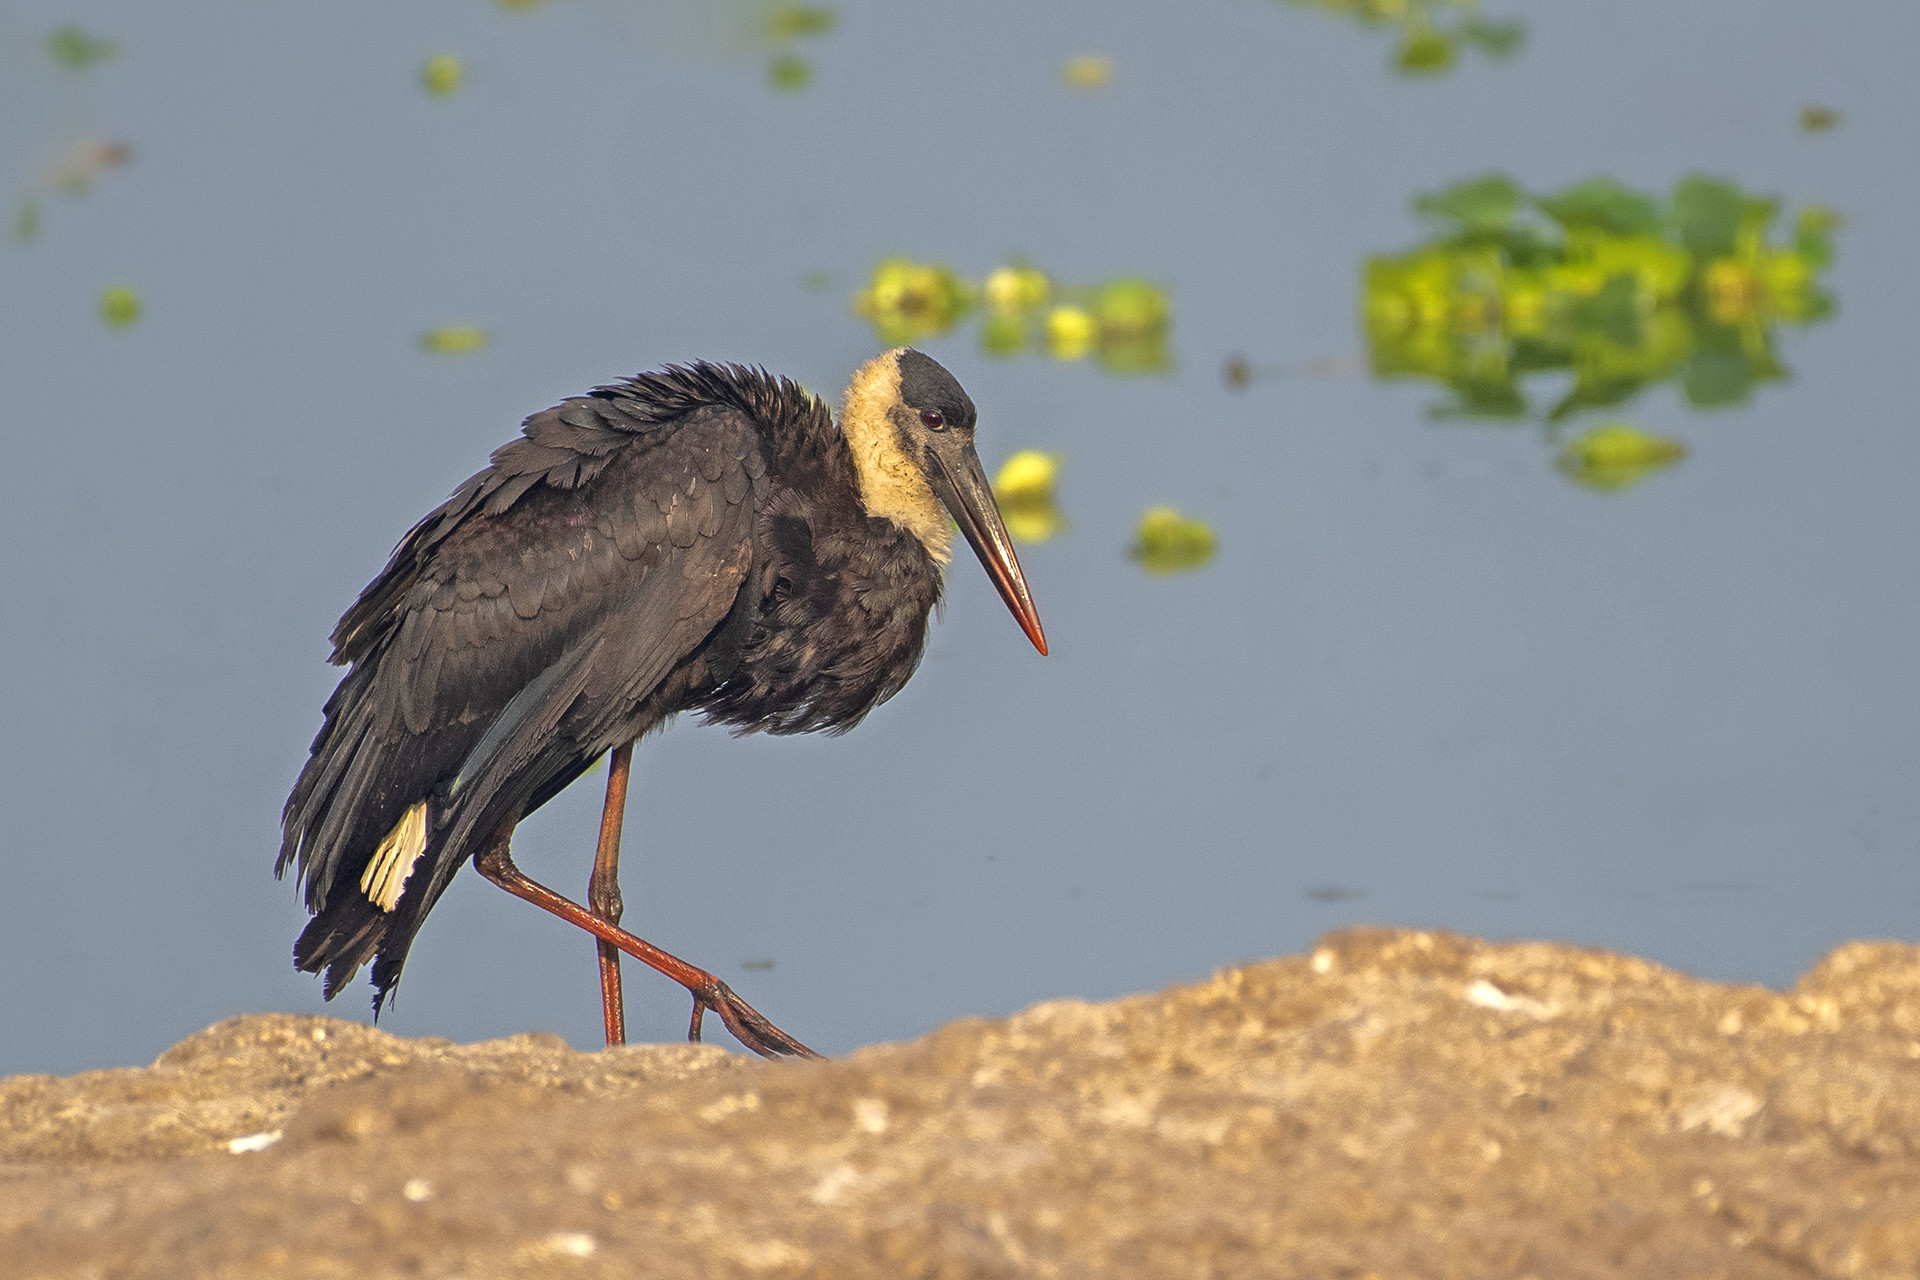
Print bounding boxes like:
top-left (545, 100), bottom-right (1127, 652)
top-left (279, 371), bottom-right (777, 1005)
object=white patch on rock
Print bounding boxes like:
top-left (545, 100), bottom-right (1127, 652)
top-left (1464, 979), bottom-right (1557, 1020)
top-left (809, 1163), bottom-right (860, 1206)
top-left (1678, 1085), bottom-right (1764, 1138)
top-left (728, 1240), bottom-right (814, 1271)
top-left (852, 1097), bottom-right (889, 1134)
top-left (697, 1091), bottom-right (761, 1123)
top-left (226, 1129), bottom-right (282, 1153)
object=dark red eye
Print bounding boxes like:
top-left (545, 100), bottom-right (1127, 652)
top-left (919, 409), bottom-right (945, 430)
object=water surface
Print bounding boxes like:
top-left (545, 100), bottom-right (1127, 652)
top-left (1, 0), bottom-right (1915, 1074)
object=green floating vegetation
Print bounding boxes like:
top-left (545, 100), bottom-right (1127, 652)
top-left (420, 326), bottom-right (490, 355)
top-left (1799, 104), bottom-right (1842, 133)
top-left (854, 259), bottom-right (1172, 374)
top-left (421, 54), bottom-right (464, 97)
top-left (48, 24), bottom-right (116, 70)
top-left (764, 3), bottom-right (834, 90)
top-left (768, 53), bottom-right (812, 91)
top-left (99, 284), bottom-right (141, 328)
top-left (1556, 423), bottom-right (1687, 491)
top-left (1278, 0), bottom-right (1522, 76)
top-left (1062, 53), bottom-right (1114, 90)
top-left (993, 451), bottom-right (1066, 545)
top-left (1365, 173), bottom-right (1839, 421)
top-left (1130, 507), bottom-right (1216, 575)
top-left (16, 200), bottom-right (40, 242)
top-left (854, 259), bottom-right (974, 346)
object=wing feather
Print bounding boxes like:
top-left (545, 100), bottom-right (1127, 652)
top-left (282, 364), bottom-right (839, 1005)
top-left (283, 389), bottom-right (770, 984)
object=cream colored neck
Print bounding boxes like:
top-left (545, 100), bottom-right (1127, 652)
top-left (839, 350), bottom-right (954, 563)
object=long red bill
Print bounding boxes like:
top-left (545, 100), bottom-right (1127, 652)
top-left (929, 445), bottom-right (1048, 656)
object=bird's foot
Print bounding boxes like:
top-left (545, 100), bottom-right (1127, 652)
top-left (688, 978), bottom-right (821, 1060)
top-left (474, 830), bottom-right (819, 1060)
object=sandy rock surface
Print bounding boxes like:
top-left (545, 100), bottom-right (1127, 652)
top-left (5, 927), bottom-right (1920, 1279)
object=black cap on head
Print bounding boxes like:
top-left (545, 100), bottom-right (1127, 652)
top-left (896, 349), bottom-right (976, 430)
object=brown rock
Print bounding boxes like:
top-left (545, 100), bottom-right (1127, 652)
top-left (4, 928), bottom-right (1919, 1278)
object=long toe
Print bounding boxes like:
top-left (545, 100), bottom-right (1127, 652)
top-left (707, 982), bottom-right (822, 1060)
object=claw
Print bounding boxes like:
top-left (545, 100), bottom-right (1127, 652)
top-left (475, 830), bottom-right (820, 1060)
top-left (687, 980), bottom-right (820, 1059)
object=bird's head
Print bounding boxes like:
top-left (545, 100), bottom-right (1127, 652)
top-left (841, 348), bottom-right (1047, 655)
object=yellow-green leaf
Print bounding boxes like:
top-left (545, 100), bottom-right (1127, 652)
top-left (1044, 306), bottom-right (1098, 361)
top-left (766, 4), bottom-right (836, 41)
top-left (768, 54), bottom-right (812, 91)
top-left (1556, 424), bottom-right (1686, 491)
top-left (1799, 104), bottom-right (1841, 133)
top-left (984, 264), bottom-right (1050, 315)
top-left (1130, 507), bottom-right (1216, 574)
top-left (854, 258), bottom-right (973, 345)
top-left (993, 450), bottom-right (1060, 506)
top-left (421, 54), bottom-right (464, 97)
top-left (994, 451), bottom-right (1064, 543)
top-left (48, 25), bottom-right (115, 70)
top-left (420, 326), bottom-right (490, 354)
top-left (100, 284), bottom-right (142, 328)
top-left (1062, 54), bottom-right (1113, 90)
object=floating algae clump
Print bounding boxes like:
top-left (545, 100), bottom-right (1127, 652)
top-left (1277, 0), bottom-right (1523, 77)
top-left (420, 326), bottom-right (490, 355)
top-left (852, 258), bottom-right (1171, 374)
top-left (421, 54), bottom-right (464, 97)
top-left (1365, 172), bottom-right (1838, 421)
top-left (1130, 507), bottom-right (1216, 574)
top-left (854, 258), bottom-right (975, 346)
top-left (1062, 54), bottom-right (1114, 90)
top-left (99, 284), bottom-right (141, 328)
top-left (1556, 423), bottom-right (1687, 491)
top-left (993, 451), bottom-right (1066, 544)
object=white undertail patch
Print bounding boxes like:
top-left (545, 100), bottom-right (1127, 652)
top-left (361, 799), bottom-right (429, 912)
top-left (840, 350), bottom-right (954, 563)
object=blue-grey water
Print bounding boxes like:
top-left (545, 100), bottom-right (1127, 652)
top-left (2, 0), bottom-right (1915, 1076)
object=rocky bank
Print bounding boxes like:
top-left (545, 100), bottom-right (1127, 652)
top-left (5, 927), bottom-right (1920, 1279)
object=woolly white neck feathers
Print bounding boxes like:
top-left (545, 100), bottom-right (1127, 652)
top-left (839, 350), bottom-right (954, 564)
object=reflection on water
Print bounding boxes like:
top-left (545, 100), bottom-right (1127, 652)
top-left (1130, 507), bottom-right (1217, 574)
top-left (1555, 423), bottom-right (1687, 492)
top-left (1365, 173), bottom-right (1838, 422)
top-left (992, 451), bottom-right (1066, 545)
top-left (854, 258), bottom-right (1172, 374)
top-left (1278, 0), bottom-right (1523, 75)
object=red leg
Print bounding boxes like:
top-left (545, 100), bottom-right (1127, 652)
top-left (473, 818), bottom-right (819, 1060)
top-left (589, 743), bottom-right (634, 1047)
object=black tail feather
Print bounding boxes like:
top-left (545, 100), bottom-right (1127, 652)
top-left (293, 894), bottom-right (388, 1002)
